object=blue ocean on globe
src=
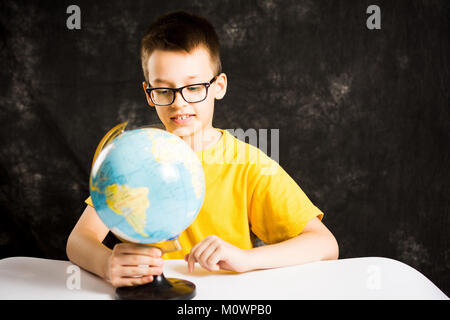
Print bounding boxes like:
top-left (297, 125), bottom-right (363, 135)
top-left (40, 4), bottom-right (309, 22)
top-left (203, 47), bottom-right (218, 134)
top-left (89, 128), bottom-right (205, 244)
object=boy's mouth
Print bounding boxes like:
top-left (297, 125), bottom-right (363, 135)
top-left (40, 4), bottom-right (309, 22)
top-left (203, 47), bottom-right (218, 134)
top-left (170, 113), bottom-right (195, 124)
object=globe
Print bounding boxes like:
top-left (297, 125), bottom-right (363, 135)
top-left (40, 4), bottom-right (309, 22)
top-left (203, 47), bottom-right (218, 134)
top-left (89, 125), bottom-right (205, 245)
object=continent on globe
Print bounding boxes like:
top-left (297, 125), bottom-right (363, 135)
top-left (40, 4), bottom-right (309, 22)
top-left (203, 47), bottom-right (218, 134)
top-left (105, 184), bottom-right (150, 237)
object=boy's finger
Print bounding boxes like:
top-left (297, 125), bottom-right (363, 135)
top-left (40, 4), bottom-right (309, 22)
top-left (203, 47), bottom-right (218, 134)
top-left (119, 254), bottom-right (164, 267)
top-left (124, 275), bottom-right (154, 287)
top-left (112, 275), bottom-right (154, 288)
top-left (198, 243), bottom-right (218, 270)
top-left (187, 251), bottom-right (196, 273)
top-left (187, 244), bottom-right (206, 273)
top-left (119, 265), bottom-right (163, 277)
top-left (206, 248), bottom-right (222, 270)
top-left (187, 237), bottom-right (217, 272)
top-left (115, 243), bottom-right (162, 257)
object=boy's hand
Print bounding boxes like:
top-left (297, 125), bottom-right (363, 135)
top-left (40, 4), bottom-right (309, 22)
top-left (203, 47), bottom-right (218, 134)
top-left (105, 243), bottom-right (164, 287)
top-left (184, 235), bottom-right (250, 273)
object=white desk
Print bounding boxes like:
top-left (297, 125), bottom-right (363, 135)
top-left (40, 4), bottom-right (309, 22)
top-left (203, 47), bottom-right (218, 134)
top-left (0, 256), bottom-right (447, 300)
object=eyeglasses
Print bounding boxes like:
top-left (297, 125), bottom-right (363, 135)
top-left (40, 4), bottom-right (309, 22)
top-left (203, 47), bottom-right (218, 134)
top-left (145, 76), bottom-right (218, 106)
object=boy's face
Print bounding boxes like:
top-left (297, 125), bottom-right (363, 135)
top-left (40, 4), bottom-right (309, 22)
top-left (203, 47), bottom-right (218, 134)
top-left (142, 46), bottom-right (227, 138)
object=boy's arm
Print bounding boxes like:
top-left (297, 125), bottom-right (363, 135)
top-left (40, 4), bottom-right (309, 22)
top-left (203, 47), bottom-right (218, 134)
top-left (185, 216), bottom-right (338, 273)
top-left (245, 216), bottom-right (339, 271)
top-left (66, 205), bottom-right (112, 280)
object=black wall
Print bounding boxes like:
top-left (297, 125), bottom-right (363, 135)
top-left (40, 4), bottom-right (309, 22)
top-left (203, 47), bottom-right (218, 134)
top-left (1, 1), bottom-right (449, 295)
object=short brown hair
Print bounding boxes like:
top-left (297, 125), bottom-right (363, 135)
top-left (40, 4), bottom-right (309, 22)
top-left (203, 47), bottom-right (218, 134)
top-left (140, 11), bottom-right (222, 82)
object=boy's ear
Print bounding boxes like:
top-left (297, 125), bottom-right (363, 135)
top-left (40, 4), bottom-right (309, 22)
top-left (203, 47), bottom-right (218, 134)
top-left (214, 73), bottom-right (227, 100)
top-left (142, 81), bottom-right (155, 107)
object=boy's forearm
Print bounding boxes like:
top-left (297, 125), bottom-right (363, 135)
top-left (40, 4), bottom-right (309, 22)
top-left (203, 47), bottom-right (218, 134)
top-left (246, 231), bottom-right (339, 271)
top-left (66, 232), bottom-right (111, 280)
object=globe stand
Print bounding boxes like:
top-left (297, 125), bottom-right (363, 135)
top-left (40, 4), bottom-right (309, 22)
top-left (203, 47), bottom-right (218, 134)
top-left (115, 274), bottom-right (196, 300)
top-left (114, 238), bottom-right (196, 300)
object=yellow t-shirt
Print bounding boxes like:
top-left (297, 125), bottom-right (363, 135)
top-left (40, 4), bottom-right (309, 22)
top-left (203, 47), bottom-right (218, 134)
top-left (85, 128), bottom-right (323, 259)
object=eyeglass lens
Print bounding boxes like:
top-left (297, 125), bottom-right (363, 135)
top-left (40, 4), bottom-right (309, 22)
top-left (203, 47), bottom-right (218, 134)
top-left (151, 84), bottom-right (207, 105)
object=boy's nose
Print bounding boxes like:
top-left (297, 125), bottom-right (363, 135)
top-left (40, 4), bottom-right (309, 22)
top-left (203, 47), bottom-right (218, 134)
top-left (172, 91), bottom-right (189, 108)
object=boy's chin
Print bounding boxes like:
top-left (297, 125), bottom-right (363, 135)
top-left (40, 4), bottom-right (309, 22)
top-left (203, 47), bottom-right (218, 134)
top-left (167, 121), bottom-right (204, 138)
top-left (171, 127), bottom-right (194, 137)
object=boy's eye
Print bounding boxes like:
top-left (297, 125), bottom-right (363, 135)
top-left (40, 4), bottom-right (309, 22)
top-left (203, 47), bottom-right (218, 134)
top-left (155, 89), bottom-right (170, 95)
top-left (187, 85), bottom-right (202, 92)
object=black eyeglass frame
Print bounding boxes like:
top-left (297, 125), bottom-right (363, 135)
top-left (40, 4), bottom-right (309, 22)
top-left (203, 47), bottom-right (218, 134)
top-left (145, 75), bottom-right (219, 106)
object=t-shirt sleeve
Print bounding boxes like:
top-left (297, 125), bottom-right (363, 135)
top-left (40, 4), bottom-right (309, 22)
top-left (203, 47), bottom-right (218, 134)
top-left (247, 152), bottom-right (324, 245)
top-left (85, 196), bottom-right (94, 207)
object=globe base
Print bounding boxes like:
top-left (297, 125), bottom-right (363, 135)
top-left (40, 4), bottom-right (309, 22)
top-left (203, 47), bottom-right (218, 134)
top-left (115, 273), bottom-right (196, 300)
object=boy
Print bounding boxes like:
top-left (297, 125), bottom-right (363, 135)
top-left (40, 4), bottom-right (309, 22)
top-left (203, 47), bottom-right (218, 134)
top-left (66, 11), bottom-right (338, 288)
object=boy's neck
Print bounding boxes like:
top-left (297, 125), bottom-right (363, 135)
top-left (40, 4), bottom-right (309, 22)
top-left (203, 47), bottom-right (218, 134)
top-left (177, 127), bottom-right (222, 152)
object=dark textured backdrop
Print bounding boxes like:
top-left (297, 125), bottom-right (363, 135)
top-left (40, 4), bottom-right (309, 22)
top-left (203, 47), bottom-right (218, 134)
top-left (0, 0), bottom-right (449, 295)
